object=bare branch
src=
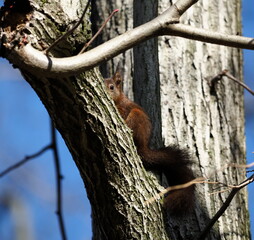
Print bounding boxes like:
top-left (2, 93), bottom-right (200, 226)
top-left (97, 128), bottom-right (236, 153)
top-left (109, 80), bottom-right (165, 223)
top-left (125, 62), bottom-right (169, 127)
top-left (224, 162), bottom-right (254, 170)
top-left (223, 70), bottom-right (254, 95)
top-left (5, 7), bottom-right (165, 77)
top-left (4, 0), bottom-right (254, 77)
top-left (162, 24), bottom-right (254, 50)
top-left (173, 0), bottom-right (199, 16)
top-left (50, 122), bottom-right (67, 240)
top-left (45, 0), bottom-right (91, 55)
top-left (7, 27), bottom-right (254, 78)
top-left (146, 177), bottom-right (207, 205)
top-left (78, 9), bottom-right (119, 54)
top-left (197, 174), bottom-right (254, 240)
top-left (0, 122), bottom-right (67, 240)
top-left (0, 144), bottom-right (52, 178)
top-left (211, 70), bottom-right (254, 95)
top-left (146, 162), bottom-right (254, 205)
top-left (207, 162), bottom-right (254, 180)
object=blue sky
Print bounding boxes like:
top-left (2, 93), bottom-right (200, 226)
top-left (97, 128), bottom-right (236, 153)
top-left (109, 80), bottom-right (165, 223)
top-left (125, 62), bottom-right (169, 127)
top-left (0, 1), bottom-right (253, 239)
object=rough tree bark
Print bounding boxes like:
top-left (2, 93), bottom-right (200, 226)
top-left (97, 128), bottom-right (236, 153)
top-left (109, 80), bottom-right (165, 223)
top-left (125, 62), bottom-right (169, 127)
top-left (159, 1), bottom-right (249, 239)
top-left (0, 0), bottom-right (250, 239)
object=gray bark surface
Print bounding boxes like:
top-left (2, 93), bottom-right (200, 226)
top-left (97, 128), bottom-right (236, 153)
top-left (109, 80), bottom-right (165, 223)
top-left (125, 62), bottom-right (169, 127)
top-left (158, 0), bottom-right (249, 239)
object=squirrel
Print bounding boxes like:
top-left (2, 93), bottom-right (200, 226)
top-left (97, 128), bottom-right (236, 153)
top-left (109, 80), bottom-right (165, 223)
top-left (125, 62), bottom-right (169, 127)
top-left (104, 72), bottom-right (195, 215)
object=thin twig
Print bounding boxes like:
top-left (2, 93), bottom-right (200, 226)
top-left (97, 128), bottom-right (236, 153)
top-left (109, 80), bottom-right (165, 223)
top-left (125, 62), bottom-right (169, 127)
top-left (50, 121), bottom-right (67, 240)
top-left (197, 174), bottom-right (254, 240)
top-left (211, 69), bottom-right (254, 96)
top-left (145, 177), bottom-right (206, 205)
top-left (45, 0), bottom-right (91, 55)
top-left (227, 162), bottom-right (254, 169)
top-left (146, 162), bottom-right (254, 205)
top-left (207, 162), bottom-right (254, 180)
top-left (0, 144), bottom-right (52, 178)
top-left (224, 70), bottom-right (254, 95)
top-left (209, 188), bottom-right (231, 195)
top-left (78, 9), bottom-right (119, 54)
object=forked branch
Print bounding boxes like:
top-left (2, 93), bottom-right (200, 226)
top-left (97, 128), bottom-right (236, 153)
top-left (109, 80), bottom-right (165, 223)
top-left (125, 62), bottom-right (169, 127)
top-left (197, 174), bottom-right (254, 240)
top-left (211, 70), bottom-right (254, 96)
top-left (0, 144), bottom-right (52, 178)
top-left (4, 0), bottom-right (254, 77)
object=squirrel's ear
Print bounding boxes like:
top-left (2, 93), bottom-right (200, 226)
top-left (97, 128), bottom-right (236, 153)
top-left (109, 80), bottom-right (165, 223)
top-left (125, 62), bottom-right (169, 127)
top-left (113, 72), bottom-right (122, 86)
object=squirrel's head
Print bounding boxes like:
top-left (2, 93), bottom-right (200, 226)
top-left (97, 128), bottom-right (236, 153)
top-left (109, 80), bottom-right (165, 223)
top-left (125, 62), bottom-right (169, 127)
top-left (104, 72), bottom-right (123, 103)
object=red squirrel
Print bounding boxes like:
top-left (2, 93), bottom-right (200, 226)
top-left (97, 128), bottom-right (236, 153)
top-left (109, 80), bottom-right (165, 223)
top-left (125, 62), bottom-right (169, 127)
top-left (104, 72), bottom-right (195, 215)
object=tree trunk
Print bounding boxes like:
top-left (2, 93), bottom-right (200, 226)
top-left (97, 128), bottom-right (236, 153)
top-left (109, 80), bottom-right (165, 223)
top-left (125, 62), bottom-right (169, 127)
top-left (158, 1), bottom-right (249, 239)
top-left (0, 0), bottom-right (250, 239)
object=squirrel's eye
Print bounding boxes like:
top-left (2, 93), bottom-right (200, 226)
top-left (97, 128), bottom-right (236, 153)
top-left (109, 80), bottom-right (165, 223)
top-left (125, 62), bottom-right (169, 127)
top-left (109, 84), bottom-right (114, 90)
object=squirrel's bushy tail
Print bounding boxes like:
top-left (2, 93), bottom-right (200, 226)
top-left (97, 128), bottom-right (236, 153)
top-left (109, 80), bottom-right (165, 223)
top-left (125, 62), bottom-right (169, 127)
top-left (139, 146), bottom-right (195, 215)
